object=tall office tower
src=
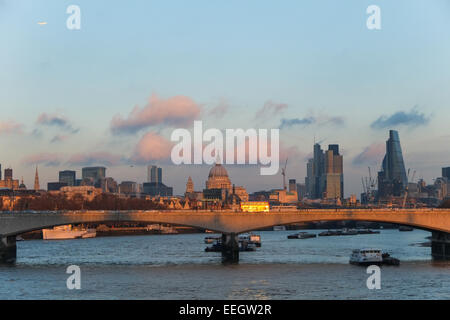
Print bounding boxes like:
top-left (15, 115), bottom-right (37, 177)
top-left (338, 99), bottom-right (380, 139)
top-left (305, 158), bottom-right (314, 198)
top-left (313, 143), bottom-right (325, 199)
top-left (150, 165), bottom-right (162, 183)
top-left (4, 168), bottom-right (13, 181)
top-left (34, 166), bottom-right (40, 191)
top-left (377, 130), bottom-right (408, 198)
top-left (305, 143), bottom-right (344, 199)
top-left (323, 146), bottom-right (344, 199)
top-left (289, 179), bottom-right (296, 193)
top-left (82, 167), bottom-right (106, 187)
top-left (59, 170), bottom-right (76, 186)
top-left (442, 167), bottom-right (450, 179)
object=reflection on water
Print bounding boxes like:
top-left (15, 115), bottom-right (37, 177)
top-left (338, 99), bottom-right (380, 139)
top-left (0, 229), bottom-right (449, 299)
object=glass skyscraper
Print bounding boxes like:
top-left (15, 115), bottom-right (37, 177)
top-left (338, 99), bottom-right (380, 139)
top-left (378, 130), bottom-right (408, 197)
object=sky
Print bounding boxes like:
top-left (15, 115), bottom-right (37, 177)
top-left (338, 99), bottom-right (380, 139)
top-left (1, 0), bottom-right (450, 196)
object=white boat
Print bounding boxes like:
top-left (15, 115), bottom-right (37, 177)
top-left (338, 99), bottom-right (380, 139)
top-left (42, 225), bottom-right (96, 240)
top-left (349, 248), bottom-right (382, 266)
top-left (239, 233), bottom-right (261, 247)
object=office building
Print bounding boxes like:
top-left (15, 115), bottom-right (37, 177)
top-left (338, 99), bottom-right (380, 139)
top-left (59, 170), bottom-right (76, 186)
top-left (82, 167), bottom-right (106, 187)
top-left (442, 167), bottom-right (450, 180)
top-left (305, 143), bottom-right (344, 199)
top-left (148, 165), bottom-right (162, 183)
top-left (377, 130), bottom-right (408, 198)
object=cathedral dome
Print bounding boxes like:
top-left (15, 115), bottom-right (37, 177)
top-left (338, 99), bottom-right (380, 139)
top-left (208, 163), bottom-right (229, 178)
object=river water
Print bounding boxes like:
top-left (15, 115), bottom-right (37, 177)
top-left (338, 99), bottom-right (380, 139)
top-left (0, 229), bottom-right (449, 299)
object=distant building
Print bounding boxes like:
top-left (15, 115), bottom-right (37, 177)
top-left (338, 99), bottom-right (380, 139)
top-left (305, 143), bottom-right (343, 200)
top-left (148, 165), bottom-right (162, 183)
top-left (59, 170), bottom-right (76, 186)
top-left (0, 167), bottom-right (19, 190)
top-left (60, 186), bottom-right (102, 201)
top-left (34, 166), bottom-right (40, 191)
top-left (47, 182), bottom-right (68, 191)
top-left (289, 179), bottom-right (296, 192)
top-left (82, 167), bottom-right (106, 187)
top-left (442, 167), bottom-right (450, 180)
top-left (377, 130), bottom-right (408, 198)
top-left (186, 176), bottom-right (194, 194)
top-left (296, 183), bottom-right (307, 200)
top-left (143, 182), bottom-right (173, 197)
top-left (119, 181), bottom-right (138, 195)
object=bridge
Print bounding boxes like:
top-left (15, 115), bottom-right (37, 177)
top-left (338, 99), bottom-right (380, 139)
top-left (1, 208), bottom-right (450, 263)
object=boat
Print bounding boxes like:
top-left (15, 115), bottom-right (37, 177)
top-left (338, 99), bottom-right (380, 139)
top-left (239, 233), bottom-right (261, 247)
top-left (357, 229), bottom-right (380, 235)
top-left (399, 226), bottom-right (414, 232)
top-left (42, 225), bottom-right (96, 240)
top-left (287, 232), bottom-right (316, 239)
top-left (204, 236), bottom-right (221, 244)
top-left (349, 249), bottom-right (400, 266)
top-left (349, 248), bottom-right (383, 266)
top-left (382, 253), bottom-right (400, 266)
top-left (341, 228), bottom-right (358, 236)
top-left (205, 237), bottom-right (257, 252)
top-left (318, 230), bottom-right (341, 237)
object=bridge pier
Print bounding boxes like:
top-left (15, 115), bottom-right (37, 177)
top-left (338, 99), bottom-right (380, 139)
top-left (431, 231), bottom-right (450, 260)
top-left (221, 233), bottom-right (239, 264)
top-left (0, 236), bottom-right (16, 264)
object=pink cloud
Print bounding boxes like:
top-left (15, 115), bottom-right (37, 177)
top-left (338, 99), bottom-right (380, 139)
top-left (0, 121), bottom-right (23, 135)
top-left (352, 143), bottom-right (385, 166)
top-left (131, 131), bottom-right (173, 164)
top-left (111, 94), bottom-right (202, 134)
top-left (22, 153), bottom-right (63, 167)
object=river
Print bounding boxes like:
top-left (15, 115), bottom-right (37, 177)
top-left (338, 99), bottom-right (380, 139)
top-left (0, 229), bottom-right (449, 299)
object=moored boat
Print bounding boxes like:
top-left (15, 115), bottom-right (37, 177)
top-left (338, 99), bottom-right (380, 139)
top-left (42, 225), bottom-right (96, 240)
top-left (287, 232), bottom-right (316, 239)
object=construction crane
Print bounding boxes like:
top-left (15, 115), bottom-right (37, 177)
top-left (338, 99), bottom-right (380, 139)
top-left (281, 158), bottom-right (288, 190)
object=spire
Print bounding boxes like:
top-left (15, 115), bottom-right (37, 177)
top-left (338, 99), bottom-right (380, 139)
top-left (34, 165), bottom-right (40, 191)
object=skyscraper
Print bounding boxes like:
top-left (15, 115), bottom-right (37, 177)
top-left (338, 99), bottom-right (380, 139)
top-left (59, 170), bottom-right (76, 186)
top-left (82, 167), bottom-right (106, 187)
top-left (305, 143), bottom-right (343, 199)
top-left (377, 130), bottom-right (408, 198)
top-left (442, 167), bottom-right (450, 180)
top-left (149, 165), bottom-right (162, 183)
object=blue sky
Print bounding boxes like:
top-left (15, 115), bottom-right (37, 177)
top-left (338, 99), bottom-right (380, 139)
top-left (1, 0), bottom-right (450, 196)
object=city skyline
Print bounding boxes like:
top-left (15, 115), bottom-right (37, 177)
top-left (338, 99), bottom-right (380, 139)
top-left (1, 1), bottom-right (450, 196)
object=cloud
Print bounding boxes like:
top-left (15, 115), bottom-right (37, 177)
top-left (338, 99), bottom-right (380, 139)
top-left (208, 98), bottom-right (229, 119)
top-left (22, 153), bottom-right (63, 167)
top-left (67, 152), bottom-right (125, 167)
top-left (36, 113), bottom-right (79, 133)
top-left (131, 131), bottom-right (173, 164)
top-left (111, 94), bottom-right (202, 135)
top-left (255, 100), bottom-right (288, 119)
top-left (371, 108), bottom-right (430, 129)
top-left (279, 117), bottom-right (315, 129)
top-left (352, 143), bottom-right (385, 166)
top-left (50, 134), bottom-right (69, 143)
top-left (0, 121), bottom-right (24, 135)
